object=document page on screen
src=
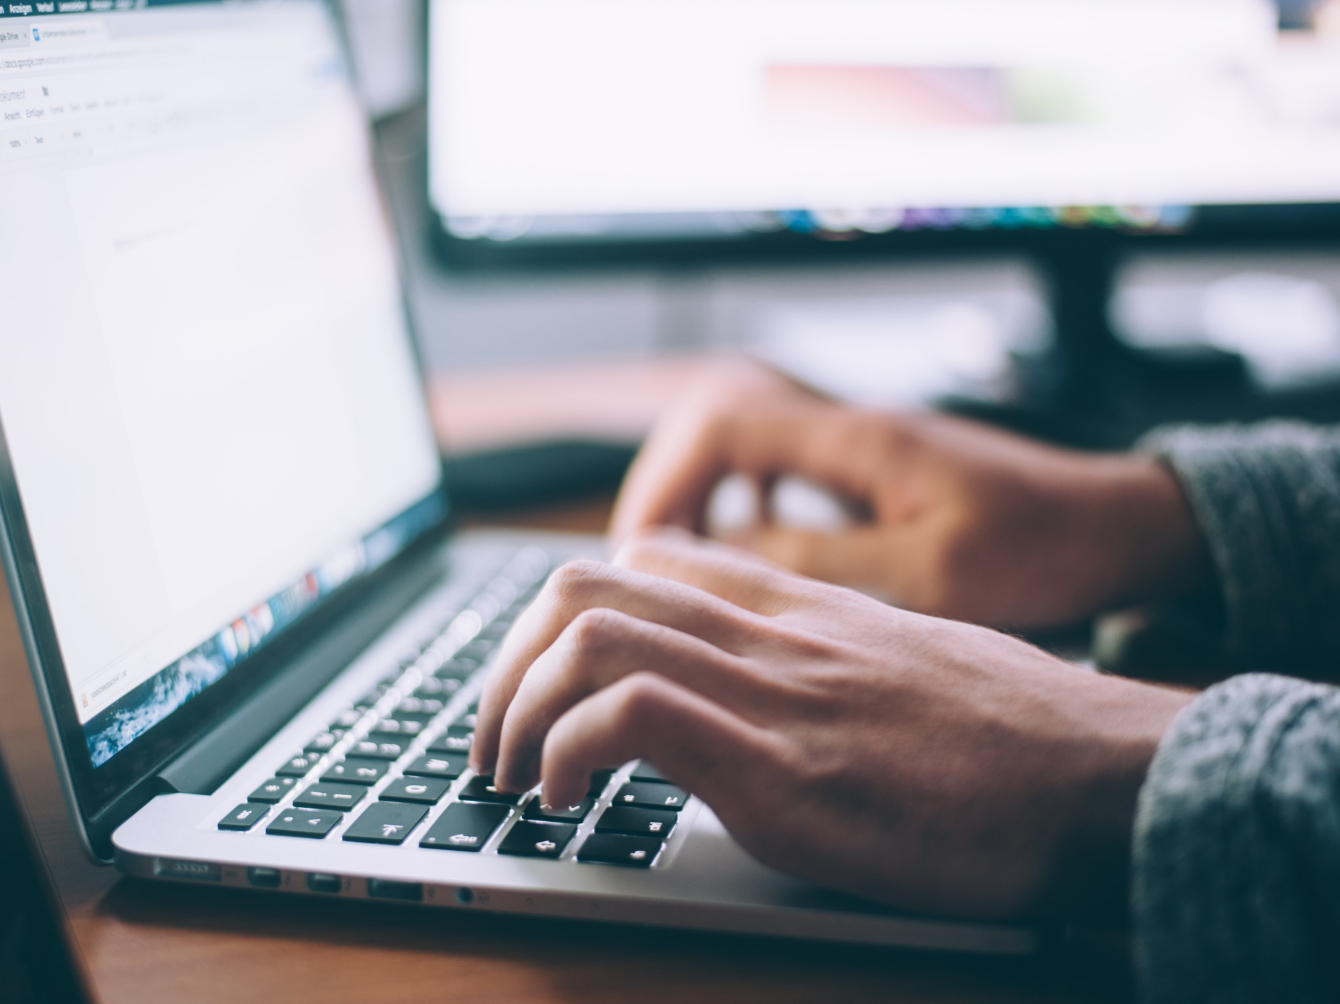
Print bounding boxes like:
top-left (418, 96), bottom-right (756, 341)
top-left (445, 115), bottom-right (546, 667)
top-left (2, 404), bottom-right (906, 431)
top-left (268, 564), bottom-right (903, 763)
top-left (0, 2), bottom-right (442, 759)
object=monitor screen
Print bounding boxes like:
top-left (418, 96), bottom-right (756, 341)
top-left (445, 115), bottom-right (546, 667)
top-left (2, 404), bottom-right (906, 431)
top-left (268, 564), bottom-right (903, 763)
top-left (0, 0), bottom-right (444, 768)
top-left (428, 0), bottom-right (1340, 250)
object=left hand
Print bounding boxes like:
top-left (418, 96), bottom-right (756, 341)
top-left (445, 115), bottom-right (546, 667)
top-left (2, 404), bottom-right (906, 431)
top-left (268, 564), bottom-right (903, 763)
top-left (471, 530), bottom-right (1192, 920)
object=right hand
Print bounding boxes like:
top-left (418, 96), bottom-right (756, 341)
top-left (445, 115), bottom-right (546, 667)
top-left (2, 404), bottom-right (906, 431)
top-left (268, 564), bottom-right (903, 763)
top-left (610, 358), bottom-right (1210, 630)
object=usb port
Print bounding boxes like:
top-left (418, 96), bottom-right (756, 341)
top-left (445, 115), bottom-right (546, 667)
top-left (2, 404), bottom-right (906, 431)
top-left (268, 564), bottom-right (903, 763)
top-left (367, 878), bottom-right (422, 902)
top-left (306, 873), bottom-right (342, 894)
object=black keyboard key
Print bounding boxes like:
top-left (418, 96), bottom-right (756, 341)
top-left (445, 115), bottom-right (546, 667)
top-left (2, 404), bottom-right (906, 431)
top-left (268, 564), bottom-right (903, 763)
top-left (524, 797), bottom-right (595, 823)
top-left (476, 619), bottom-right (513, 643)
top-left (427, 726), bottom-right (473, 754)
top-left (248, 777), bottom-right (297, 803)
top-left (457, 776), bottom-right (525, 805)
top-left (294, 782), bottom-right (367, 811)
top-left (454, 642), bottom-right (494, 663)
top-left (595, 806), bottom-right (677, 839)
top-left (380, 777), bottom-right (451, 804)
top-left (402, 755), bottom-right (465, 780)
top-left (434, 659), bottom-right (478, 681)
top-left (219, 803), bottom-right (269, 831)
top-left (342, 802), bottom-right (427, 845)
top-left (395, 696), bottom-right (444, 717)
top-left (372, 718), bottom-right (425, 737)
top-left (630, 761), bottom-right (672, 783)
top-left (276, 753), bottom-right (320, 778)
top-left (613, 782), bottom-right (689, 811)
top-left (322, 757), bottom-right (389, 785)
top-left (304, 731), bottom-right (342, 755)
top-left (587, 770), bottom-right (615, 797)
top-left (414, 676), bottom-right (443, 696)
top-left (577, 833), bottom-right (662, 868)
top-left (419, 802), bottom-right (509, 852)
top-left (498, 821), bottom-right (575, 859)
top-left (266, 807), bottom-right (341, 838)
top-left (348, 739), bottom-right (406, 761)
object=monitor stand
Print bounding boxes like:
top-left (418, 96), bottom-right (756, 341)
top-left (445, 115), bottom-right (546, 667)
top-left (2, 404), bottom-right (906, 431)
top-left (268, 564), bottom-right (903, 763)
top-left (960, 231), bottom-right (1252, 449)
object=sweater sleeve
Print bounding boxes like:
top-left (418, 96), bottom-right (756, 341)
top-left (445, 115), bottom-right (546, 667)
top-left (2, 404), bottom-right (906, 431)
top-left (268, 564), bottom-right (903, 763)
top-left (1136, 422), bottom-right (1340, 668)
top-left (1132, 673), bottom-right (1340, 1003)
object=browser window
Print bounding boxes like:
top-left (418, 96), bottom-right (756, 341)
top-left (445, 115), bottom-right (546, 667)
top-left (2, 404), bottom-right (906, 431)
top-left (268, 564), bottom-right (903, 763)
top-left (0, 0), bottom-right (443, 766)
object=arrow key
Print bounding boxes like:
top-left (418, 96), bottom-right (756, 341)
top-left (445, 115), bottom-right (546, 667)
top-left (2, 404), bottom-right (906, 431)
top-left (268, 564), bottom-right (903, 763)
top-left (342, 802), bottom-right (427, 845)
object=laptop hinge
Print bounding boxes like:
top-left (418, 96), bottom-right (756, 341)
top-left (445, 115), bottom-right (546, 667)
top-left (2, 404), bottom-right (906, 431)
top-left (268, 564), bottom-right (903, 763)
top-left (154, 545), bottom-right (448, 796)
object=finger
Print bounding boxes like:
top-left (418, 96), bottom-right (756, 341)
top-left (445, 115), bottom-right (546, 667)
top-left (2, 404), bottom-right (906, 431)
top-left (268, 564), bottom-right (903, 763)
top-left (611, 393), bottom-right (889, 546)
top-left (492, 608), bottom-right (761, 791)
top-left (536, 671), bottom-right (771, 812)
top-left (610, 361), bottom-right (808, 542)
top-left (471, 558), bottom-right (760, 774)
top-left (613, 527), bottom-right (812, 616)
top-left (731, 525), bottom-right (904, 593)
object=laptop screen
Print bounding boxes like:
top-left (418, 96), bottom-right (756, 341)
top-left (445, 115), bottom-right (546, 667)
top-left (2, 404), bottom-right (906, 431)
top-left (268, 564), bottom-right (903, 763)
top-left (0, 1), bottom-right (444, 768)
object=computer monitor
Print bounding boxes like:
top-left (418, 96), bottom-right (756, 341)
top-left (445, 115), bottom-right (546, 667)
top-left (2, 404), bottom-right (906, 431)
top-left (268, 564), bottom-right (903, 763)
top-left (427, 0), bottom-right (1340, 399)
top-left (427, 0), bottom-right (1340, 263)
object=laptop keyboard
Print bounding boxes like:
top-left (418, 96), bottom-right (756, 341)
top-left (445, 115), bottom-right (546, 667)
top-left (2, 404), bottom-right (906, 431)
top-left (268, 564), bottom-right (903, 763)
top-left (216, 547), bottom-right (688, 871)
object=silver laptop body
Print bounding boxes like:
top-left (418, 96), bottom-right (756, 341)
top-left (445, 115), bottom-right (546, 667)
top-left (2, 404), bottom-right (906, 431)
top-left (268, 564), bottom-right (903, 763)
top-left (0, 0), bottom-right (1034, 955)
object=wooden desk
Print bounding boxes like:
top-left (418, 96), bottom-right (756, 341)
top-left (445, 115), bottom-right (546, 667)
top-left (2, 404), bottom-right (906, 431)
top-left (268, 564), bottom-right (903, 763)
top-left (0, 462), bottom-right (1132, 1003)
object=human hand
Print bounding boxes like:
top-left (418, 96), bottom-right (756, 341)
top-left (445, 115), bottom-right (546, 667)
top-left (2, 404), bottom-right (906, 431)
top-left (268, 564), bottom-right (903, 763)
top-left (610, 358), bottom-right (1210, 630)
top-left (471, 530), bottom-right (1193, 920)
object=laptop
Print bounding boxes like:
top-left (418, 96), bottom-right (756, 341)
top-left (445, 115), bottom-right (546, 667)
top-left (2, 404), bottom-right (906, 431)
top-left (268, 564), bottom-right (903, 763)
top-left (1, 739), bottom-right (97, 1004)
top-left (0, 0), bottom-right (1035, 954)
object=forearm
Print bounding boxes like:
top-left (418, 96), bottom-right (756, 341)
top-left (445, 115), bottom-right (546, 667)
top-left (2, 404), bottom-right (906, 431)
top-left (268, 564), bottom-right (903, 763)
top-left (1132, 673), bottom-right (1340, 1003)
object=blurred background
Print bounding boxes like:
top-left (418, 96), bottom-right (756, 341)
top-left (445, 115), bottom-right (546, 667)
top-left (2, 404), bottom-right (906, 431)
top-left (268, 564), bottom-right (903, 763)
top-left (339, 0), bottom-right (1340, 509)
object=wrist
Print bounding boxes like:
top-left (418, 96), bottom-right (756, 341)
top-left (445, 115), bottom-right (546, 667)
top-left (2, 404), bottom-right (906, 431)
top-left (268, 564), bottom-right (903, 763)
top-left (1041, 676), bottom-right (1195, 922)
top-left (1082, 454), bottom-right (1214, 609)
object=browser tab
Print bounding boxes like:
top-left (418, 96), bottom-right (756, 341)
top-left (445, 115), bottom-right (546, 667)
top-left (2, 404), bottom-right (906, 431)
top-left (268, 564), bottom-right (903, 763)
top-left (0, 26), bottom-right (29, 47)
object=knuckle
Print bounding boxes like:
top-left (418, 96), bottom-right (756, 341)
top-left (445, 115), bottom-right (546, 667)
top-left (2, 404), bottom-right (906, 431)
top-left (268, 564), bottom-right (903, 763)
top-left (609, 672), bottom-right (668, 731)
top-left (546, 559), bottom-right (609, 606)
top-left (565, 607), bottom-right (625, 661)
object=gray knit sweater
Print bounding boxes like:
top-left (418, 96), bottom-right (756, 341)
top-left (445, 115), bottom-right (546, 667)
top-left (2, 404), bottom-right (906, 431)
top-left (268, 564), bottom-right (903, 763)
top-left (1133, 423), bottom-right (1340, 1003)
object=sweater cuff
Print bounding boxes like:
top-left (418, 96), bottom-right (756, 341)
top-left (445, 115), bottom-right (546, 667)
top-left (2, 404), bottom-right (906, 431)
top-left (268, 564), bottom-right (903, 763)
top-left (1132, 673), bottom-right (1340, 1004)
top-left (1135, 423), bottom-right (1334, 664)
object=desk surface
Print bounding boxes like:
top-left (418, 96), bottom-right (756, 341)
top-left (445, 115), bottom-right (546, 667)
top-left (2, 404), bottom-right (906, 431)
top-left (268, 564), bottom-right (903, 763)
top-left (0, 495), bottom-right (1133, 1004)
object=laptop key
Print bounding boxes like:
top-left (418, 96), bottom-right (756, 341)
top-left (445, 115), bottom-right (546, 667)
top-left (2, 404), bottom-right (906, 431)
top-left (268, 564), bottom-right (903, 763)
top-left (294, 782), bottom-right (367, 811)
top-left (402, 755), bottom-right (465, 780)
top-left (322, 757), bottom-right (389, 785)
top-left (331, 708), bottom-right (363, 729)
top-left (457, 776), bottom-right (525, 805)
top-left (629, 761), bottom-right (672, 784)
top-left (379, 777), bottom-right (451, 804)
top-left (304, 731), bottom-right (342, 755)
top-left (577, 834), bottom-right (662, 868)
top-left (413, 677), bottom-right (452, 697)
top-left (427, 726), bottom-right (473, 754)
top-left (248, 776), bottom-right (298, 803)
top-left (276, 753), bottom-right (320, 778)
top-left (498, 821), bottom-right (576, 859)
top-left (349, 739), bottom-right (406, 761)
top-left (219, 803), bottom-right (269, 831)
top-left (394, 696), bottom-right (444, 717)
top-left (613, 782), bottom-right (689, 811)
top-left (266, 807), bottom-right (342, 838)
top-left (372, 718), bottom-right (424, 737)
top-left (523, 797), bottom-right (594, 823)
top-left (587, 770), bottom-right (615, 797)
top-left (595, 806), bottom-right (677, 839)
top-left (419, 802), bottom-right (510, 852)
top-left (342, 802), bottom-right (427, 845)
